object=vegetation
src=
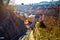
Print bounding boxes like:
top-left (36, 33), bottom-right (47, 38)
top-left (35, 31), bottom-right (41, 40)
top-left (0, 0), bottom-right (60, 40)
top-left (33, 15), bottom-right (60, 40)
top-left (19, 15), bottom-right (60, 40)
top-left (0, 1), bottom-right (27, 40)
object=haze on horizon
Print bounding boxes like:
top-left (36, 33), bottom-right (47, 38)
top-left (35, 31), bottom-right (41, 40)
top-left (14, 0), bottom-right (51, 5)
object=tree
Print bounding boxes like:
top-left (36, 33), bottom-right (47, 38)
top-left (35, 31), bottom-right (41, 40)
top-left (6, 0), bottom-right (10, 5)
top-left (0, 0), bottom-right (10, 5)
top-left (0, 0), bottom-right (3, 5)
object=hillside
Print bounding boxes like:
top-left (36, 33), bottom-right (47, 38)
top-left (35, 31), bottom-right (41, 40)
top-left (0, 5), bottom-right (27, 40)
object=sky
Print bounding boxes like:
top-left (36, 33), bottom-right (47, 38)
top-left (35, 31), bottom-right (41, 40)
top-left (14, 0), bottom-right (51, 5)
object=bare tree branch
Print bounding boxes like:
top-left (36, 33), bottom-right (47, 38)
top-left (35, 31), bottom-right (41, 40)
top-left (6, 0), bottom-right (10, 5)
top-left (0, 0), bottom-right (3, 5)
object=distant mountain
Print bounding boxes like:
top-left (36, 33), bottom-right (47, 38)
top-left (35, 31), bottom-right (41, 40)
top-left (13, 1), bottom-right (60, 10)
top-left (13, 5), bottom-right (32, 12)
top-left (13, 1), bottom-right (60, 15)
